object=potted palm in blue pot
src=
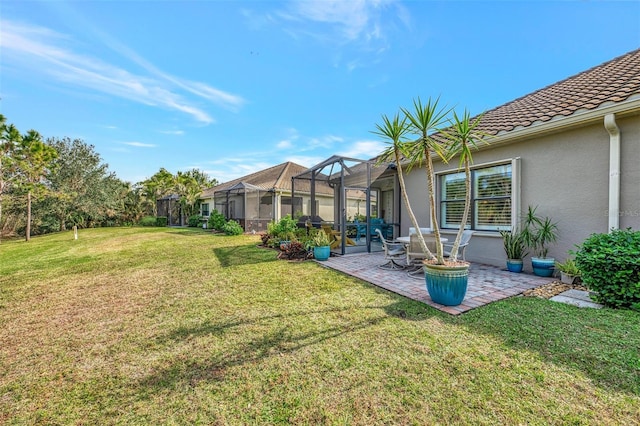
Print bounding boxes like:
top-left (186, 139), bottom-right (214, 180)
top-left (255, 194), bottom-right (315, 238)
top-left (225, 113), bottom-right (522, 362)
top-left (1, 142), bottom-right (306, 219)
top-left (522, 206), bottom-right (559, 277)
top-left (375, 98), bottom-right (487, 306)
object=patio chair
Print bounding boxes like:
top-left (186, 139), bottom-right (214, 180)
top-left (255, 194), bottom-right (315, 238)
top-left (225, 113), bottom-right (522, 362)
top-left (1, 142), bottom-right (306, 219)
top-left (370, 218), bottom-right (384, 241)
top-left (443, 230), bottom-right (474, 261)
top-left (406, 233), bottom-right (439, 279)
top-left (321, 224), bottom-right (338, 249)
top-left (376, 228), bottom-right (406, 270)
top-left (353, 219), bottom-right (367, 242)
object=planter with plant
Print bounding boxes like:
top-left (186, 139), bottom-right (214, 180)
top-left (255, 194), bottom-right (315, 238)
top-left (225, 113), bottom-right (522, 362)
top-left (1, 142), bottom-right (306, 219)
top-left (521, 205), bottom-right (559, 277)
top-left (309, 229), bottom-right (331, 261)
top-left (555, 257), bottom-right (581, 284)
top-left (500, 229), bottom-right (528, 273)
top-left (375, 97), bottom-right (486, 306)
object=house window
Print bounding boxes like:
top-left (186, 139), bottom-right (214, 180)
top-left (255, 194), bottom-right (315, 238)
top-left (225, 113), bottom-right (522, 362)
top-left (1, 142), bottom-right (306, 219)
top-left (440, 163), bottom-right (512, 231)
top-left (281, 196), bottom-right (303, 217)
top-left (201, 203), bottom-right (210, 217)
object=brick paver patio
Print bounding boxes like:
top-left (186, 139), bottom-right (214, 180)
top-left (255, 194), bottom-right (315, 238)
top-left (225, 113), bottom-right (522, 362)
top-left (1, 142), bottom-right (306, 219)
top-left (318, 252), bottom-right (555, 315)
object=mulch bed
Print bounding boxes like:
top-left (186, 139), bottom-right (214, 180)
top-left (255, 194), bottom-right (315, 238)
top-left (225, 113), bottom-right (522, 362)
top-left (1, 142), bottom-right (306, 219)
top-left (523, 281), bottom-right (588, 299)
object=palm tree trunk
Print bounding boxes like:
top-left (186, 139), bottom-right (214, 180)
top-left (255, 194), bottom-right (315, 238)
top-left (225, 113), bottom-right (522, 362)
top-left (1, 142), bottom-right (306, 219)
top-left (395, 148), bottom-right (435, 260)
top-left (423, 147), bottom-right (445, 264)
top-left (450, 151), bottom-right (471, 261)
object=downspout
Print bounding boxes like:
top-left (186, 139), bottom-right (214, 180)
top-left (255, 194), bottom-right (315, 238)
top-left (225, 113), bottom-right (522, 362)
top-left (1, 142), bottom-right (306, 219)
top-left (275, 191), bottom-right (282, 221)
top-left (604, 113), bottom-right (620, 232)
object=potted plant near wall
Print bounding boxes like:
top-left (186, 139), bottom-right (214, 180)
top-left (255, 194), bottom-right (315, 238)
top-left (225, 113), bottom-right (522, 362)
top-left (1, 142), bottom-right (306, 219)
top-left (309, 229), bottom-right (331, 261)
top-left (375, 97), bottom-right (486, 306)
top-left (555, 257), bottom-right (581, 284)
top-left (522, 205), bottom-right (559, 277)
top-left (499, 229), bottom-right (528, 273)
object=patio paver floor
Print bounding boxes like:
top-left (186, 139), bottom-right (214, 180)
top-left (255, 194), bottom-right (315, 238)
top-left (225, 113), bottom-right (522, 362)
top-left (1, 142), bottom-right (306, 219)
top-left (318, 252), bottom-right (555, 315)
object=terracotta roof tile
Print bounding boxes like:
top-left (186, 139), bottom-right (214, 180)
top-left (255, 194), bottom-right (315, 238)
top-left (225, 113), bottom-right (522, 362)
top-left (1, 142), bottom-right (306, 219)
top-left (474, 48), bottom-right (640, 135)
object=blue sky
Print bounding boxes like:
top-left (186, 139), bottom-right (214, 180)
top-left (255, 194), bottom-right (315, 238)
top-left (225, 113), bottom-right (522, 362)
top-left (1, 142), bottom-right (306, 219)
top-left (1, 1), bottom-right (639, 185)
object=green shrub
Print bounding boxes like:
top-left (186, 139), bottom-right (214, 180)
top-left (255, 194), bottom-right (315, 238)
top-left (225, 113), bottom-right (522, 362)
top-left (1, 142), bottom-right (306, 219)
top-left (574, 228), bottom-right (640, 310)
top-left (188, 215), bottom-right (202, 227)
top-left (140, 216), bottom-right (157, 227)
top-left (267, 215), bottom-right (299, 241)
top-left (222, 220), bottom-right (244, 236)
top-left (156, 216), bottom-right (168, 227)
top-left (208, 210), bottom-right (227, 231)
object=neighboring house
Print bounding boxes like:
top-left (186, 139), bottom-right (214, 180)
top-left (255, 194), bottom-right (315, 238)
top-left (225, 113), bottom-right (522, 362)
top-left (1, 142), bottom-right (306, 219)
top-left (400, 48), bottom-right (640, 268)
top-left (200, 161), bottom-right (334, 233)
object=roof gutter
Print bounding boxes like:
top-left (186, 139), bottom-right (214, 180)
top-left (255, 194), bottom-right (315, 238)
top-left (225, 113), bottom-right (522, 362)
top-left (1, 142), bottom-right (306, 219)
top-left (604, 113), bottom-right (621, 231)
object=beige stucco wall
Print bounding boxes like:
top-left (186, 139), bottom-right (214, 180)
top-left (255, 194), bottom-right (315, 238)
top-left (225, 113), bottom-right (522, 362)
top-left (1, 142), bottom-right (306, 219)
top-left (619, 115), bottom-right (640, 230)
top-left (401, 112), bottom-right (640, 270)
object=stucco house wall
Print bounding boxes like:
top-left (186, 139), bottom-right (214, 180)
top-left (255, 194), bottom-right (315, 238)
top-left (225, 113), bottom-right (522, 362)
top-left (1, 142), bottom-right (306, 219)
top-left (400, 112), bottom-right (639, 270)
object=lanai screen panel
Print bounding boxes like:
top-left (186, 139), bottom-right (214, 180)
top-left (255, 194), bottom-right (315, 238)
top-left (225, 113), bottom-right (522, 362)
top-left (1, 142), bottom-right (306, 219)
top-left (214, 182), bottom-right (272, 232)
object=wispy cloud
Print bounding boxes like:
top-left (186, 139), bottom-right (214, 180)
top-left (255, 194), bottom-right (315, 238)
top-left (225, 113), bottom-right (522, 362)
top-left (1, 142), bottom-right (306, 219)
top-left (159, 130), bottom-right (185, 136)
top-left (121, 141), bottom-right (156, 148)
top-left (305, 134), bottom-right (343, 150)
top-left (270, 0), bottom-right (410, 70)
top-left (275, 127), bottom-right (299, 149)
top-left (285, 0), bottom-right (382, 42)
top-left (277, 140), bottom-right (293, 149)
top-left (337, 140), bottom-right (385, 160)
top-left (0, 19), bottom-right (245, 124)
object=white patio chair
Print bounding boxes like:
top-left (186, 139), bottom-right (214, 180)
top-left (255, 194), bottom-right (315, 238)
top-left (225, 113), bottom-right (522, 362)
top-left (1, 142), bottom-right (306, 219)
top-left (406, 233), bottom-right (440, 279)
top-left (443, 230), bottom-right (474, 261)
top-left (376, 228), bottom-right (406, 270)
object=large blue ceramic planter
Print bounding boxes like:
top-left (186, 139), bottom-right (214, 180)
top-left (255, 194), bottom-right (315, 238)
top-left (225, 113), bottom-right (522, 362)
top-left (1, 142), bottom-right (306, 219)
top-left (506, 259), bottom-right (524, 273)
top-left (424, 263), bottom-right (470, 306)
top-left (313, 245), bottom-right (331, 261)
top-left (531, 257), bottom-right (555, 277)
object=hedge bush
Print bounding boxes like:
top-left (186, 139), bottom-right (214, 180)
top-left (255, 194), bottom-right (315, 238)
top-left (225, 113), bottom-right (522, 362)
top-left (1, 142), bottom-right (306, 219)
top-left (188, 215), bottom-right (202, 227)
top-left (574, 228), bottom-right (640, 310)
top-left (156, 216), bottom-right (168, 227)
top-left (222, 220), bottom-right (244, 236)
top-left (140, 216), bottom-right (157, 227)
top-left (208, 210), bottom-right (227, 231)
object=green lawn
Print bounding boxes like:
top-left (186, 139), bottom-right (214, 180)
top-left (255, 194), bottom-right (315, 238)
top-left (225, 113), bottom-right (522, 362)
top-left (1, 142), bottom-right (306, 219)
top-left (1, 227), bottom-right (638, 424)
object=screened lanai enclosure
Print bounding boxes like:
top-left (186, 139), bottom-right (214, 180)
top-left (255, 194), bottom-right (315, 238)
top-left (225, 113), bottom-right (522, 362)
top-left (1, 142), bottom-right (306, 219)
top-left (291, 155), bottom-right (400, 255)
top-left (213, 182), bottom-right (277, 234)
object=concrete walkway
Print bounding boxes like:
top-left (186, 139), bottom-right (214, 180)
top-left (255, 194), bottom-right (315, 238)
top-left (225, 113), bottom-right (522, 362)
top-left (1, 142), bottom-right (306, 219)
top-left (318, 252), bottom-right (555, 315)
top-left (550, 289), bottom-right (603, 309)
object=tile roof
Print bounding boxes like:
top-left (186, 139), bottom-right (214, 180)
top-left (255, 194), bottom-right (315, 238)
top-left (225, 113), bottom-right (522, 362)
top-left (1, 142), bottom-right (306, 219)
top-left (202, 161), bottom-right (333, 197)
top-left (476, 48), bottom-right (640, 135)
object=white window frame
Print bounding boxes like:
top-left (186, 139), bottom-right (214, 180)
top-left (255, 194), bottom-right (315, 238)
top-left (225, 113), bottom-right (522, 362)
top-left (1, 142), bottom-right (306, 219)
top-left (437, 158), bottom-right (520, 232)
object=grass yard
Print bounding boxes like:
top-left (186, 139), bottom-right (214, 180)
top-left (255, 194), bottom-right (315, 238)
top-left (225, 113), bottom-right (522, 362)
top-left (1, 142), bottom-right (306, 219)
top-left (1, 227), bottom-right (639, 424)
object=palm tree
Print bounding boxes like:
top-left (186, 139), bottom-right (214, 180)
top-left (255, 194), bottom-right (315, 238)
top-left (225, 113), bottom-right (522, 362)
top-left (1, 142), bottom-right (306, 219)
top-left (402, 97), bottom-right (452, 264)
top-left (374, 112), bottom-right (436, 260)
top-left (441, 109), bottom-right (486, 261)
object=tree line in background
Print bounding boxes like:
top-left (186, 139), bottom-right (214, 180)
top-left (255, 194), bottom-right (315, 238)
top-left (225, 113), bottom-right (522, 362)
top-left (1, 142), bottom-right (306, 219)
top-left (0, 114), bottom-right (218, 242)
